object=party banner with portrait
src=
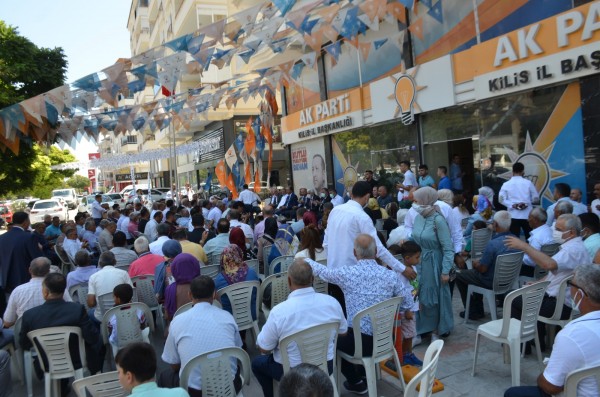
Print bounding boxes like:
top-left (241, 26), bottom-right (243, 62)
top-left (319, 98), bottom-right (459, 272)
top-left (290, 137), bottom-right (328, 195)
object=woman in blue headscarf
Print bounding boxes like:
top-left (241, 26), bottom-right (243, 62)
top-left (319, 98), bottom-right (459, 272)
top-left (463, 186), bottom-right (494, 237)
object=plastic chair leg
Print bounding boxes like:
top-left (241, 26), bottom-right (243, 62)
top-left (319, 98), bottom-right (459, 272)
top-left (363, 358), bottom-right (378, 397)
top-left (472, 332), bottom-right (480, 376)
top-left (392, 351), bottom-right (406, 391)
top-left (336, 355), bottom-right (343, 395)
top-left (465, 287), bottom-right (472, 324)
top-left (485, 292), bottom-right (497, 321)
top-left (24, 351), bottom-right (33, 397)
top-left (509, 340), bottom-right (521, 387)
top-left (329, 374), bottom-right (339, 397)
top-left (534, 333), bottom-right (544, 370)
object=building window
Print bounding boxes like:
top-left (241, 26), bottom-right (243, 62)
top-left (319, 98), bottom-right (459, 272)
top-left (196, 5), bottom-right (227, 29)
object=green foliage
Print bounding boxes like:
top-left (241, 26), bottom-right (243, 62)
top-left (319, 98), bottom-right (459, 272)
top-left (66, 175), bottom-right (91, 191)
top-left (10, 200), bottom-right (27, 212)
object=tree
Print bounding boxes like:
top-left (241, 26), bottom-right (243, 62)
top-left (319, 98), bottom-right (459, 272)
top-left (66, 175), bottom-right (91, 191)
top-left (0, 21), bottom-right (68, 195)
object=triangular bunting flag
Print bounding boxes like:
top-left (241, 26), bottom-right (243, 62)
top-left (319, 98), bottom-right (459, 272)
top-left (427, 1), bottom-right (443, 24)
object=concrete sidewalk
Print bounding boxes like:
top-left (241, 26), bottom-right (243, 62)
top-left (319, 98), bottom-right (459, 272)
top-left (8, 292), bottom-right (547, 396)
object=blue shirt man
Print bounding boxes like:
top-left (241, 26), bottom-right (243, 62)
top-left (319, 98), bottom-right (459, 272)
top-left (418, 165), bottom-right (436, 188)
top-left (437, 166), bottom-right (451, 190)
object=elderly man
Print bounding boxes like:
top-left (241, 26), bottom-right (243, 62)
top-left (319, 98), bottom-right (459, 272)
top-left (499, 162), bottom-right (540, 240)
top-left (87, 251), bottom-right (132, 324)
top-left (504, 264), bottom-right (600, 397)
top-left (98, 221), bottom-right (116, 253)
top-left (569, 187), bottom-right (583, 203)
top-left (506, 213), bottom-right (591, 352)
top-left (546, 183), bottom-right (587, 225)
top-left (110, 231), bottom-right (138, 268)
top-left (228, 209), bottom-right (253, 244)
top-left (203, 219), bottom-right (231, 261)
top-left (144, 211), bottom-right (163, 243)
top-left (63, 227), bottom-right (91, 260)
top-left (550, 200), bottom-right (573, 230)
top-left (377, 185), bottom-right (392, 208)
top-left (66, 250), bottom-right (98, 291)
top-left (456, 211), bottom-right (517, 320)
top-left (160, 276), bottom-right (243, 394)
top-left (3, 257), bottom-right (71, 328)
top-left (81, 219), bottom-right (99, 253)
top-left (521, 207), bottom-right (555, 276)
top-left (305, 234), bottom-right (413, 394)
top-left (149, 223), bottom-right (171, 256)
top-left (128, 236), bottom-right (165, 277)
top-left (252, 260), bottom-right (347, 397)
top-left (206, 200), bottom-right (224, 230)
top-left (591, 183), bottom-right (600, 218)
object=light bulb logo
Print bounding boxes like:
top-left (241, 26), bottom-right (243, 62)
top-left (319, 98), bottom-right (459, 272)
top-left (394, 75), bottom-right (416, 125)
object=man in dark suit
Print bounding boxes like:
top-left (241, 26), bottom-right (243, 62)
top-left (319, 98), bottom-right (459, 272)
top-left (19, 273), bottom-right (104, 377)
top-left (268, 187), bottom-right (282, 208)
top-left (0, 212), bottom-right (42, 314)
top-left (277, 187), bottom-right (299, 220)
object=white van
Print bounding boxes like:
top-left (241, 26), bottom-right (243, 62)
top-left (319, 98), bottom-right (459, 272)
top-left (51, 188), bottom-right (78, 209)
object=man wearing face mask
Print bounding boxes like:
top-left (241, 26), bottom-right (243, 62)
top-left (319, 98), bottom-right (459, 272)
top-left (505, 214), bottom-right (591, 352)
top-left (323, 181), bottom-right (416, 311)
top-left (579, 213), bottom-right (600, 260)
top-left (504, 264), bottom-right (600, 397)
top-left (330, 188), bottom-right (344, 207)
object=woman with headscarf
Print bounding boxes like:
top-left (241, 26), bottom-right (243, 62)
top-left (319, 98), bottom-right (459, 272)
top-left (257, 217), bottom-right (278, 272)
top-left (230, 227), bottom-right (256, 260)
top-left (302, 211), bottom-right (318, 228)
top-left (164, 253), bottom-right (200, 320)
top-left (411, 187), bottom-right (454, 339)
top-left (214, 244), bottom-right (259, 325)
top-left (387, 209), bottom-right (410, 247)
top-left (463, 186), bottom-right (494, 237)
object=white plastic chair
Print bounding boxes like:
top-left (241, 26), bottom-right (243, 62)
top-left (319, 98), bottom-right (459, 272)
top-left (472, 281), bottom-right (550, 386)
top-left (100, 302), bottom-right (154, 361)
top-left (403, 340), bottom-right (444, 397)
top-left (131, 275), bottom-right (165, 333)
top-left (245, 259), bottom-right (259, 275)
top-left (313, 277), bottom-right (328, 294)
top-left (336, 296), bottom-right (405, 397)
top-left (173, 302), bottom-right (194, 318)
top-left (14, 317), bottom-right (35, 397)
top-left (209, 252), bottom-right (222, 266)
top-left (72, 371), bottom-right (125, 397)
top-left (69, 283), bottom-right (91, 311)
top-left (263, 244), bottom-right (273, 268)
top-left (217, 281), bottom-right (260, 347)
top-left (469, 228), bottom-right (492, 267)
top-left (202, 264), bottom-right (222, 279)
top-left (563, 364), bottom-right (600, 397)
top-left (54, 245), bottom-right (74, 274)
top-left (519, 243), bottom-right (561, 286)
top-left (538, 275), bottom-right (574, 346)
top-left (464, 251), bottom-right (524, 324)
top-left (259, 272), bottom-right (291, 319)
top-left (97, 291), bottom-right (117, 317)
top-left (180, 347), bottom-right (251, 397)
top-left (269, 255), bottom-right (294, 276)
top-left (27, 326), bottom-right (86, 397)
top-left (277, 322), bottom-right (341, 397)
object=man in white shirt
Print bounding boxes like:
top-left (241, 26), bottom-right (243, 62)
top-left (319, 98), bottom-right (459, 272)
top-left (396, 160), bottom-right (417, 201)
top-left (87, 251), bottom-right (132, 324)
top-left (546, 183), bottom-right (587, 225)
top-left (3, 257), bottom-right (71, 327)
top-left (569, 187), bottom-right (583, 203)
top-left (144, 211), bottom-right (162, 243)
top-left (63, 227), bottom-right (91, 260)
top-left (228, 209), bottom-right (253, 244)
top-left (149, 223), bottom-right (171, 256)
top-left (330, 188), bottom-right (344, 206)
top-left (253, 259), bottom-right (347, 397)
top-left (504, 264), bottom-right (600, 397)
top-left (91, 194), bottom-right (107, 226)
top-left (165, 184), bottom-right (177, 202)
top-left (160, 276), bottom-right (243, 394)
top-left (592, 183), bottom-right (600, 218)
top-left (238, 184), bottom-right (261, 213)
top-left (499, 162), bottom-right (539, 239)
top-left (98, 221), bottom-right (116, 252)
top-left (521, 207), bottom-right (555, 276)
top-left (505, 213), bottom-right (591, 351)
top-left (207, 201), bottom-right (225, 229)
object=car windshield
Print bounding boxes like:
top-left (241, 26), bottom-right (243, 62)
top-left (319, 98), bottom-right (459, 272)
top-left (52, 190), bottom-right (70, 196)
top-left (0, 207), bottom-right (8, 214)
top-left (107, 194), bottom-right (121, 199)
top-left (34, 201), bottom-right (59, 209)
top-left (86, 195), bottom-right (112, 203)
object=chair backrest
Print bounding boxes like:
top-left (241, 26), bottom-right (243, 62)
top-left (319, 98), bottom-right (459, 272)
top-left (131, 275), bottom-right (159, 309)
top-left (180, 347), bottom-right (251, 397)
top-left (173, 302), bottom-right (193, 318)
top-left (375, 218), bottom-right (385, 231)
top-left (540, 242), bottom-right (561, 257)
top-left (404, 340), bottom-right (444, 397)
top-left (245, 259), bottom-right (259, 275)
top-left (500, 281), bottom-right (550, 340)
top-left (351, 296), bottom-right (402, 359)
top-left (69, 283), bottom-right (90, 311)
top-left (313, 277), bottom-right (328, 294)
top-left (471, 228), bottom-right (492, 261)
top-left (261, 272), bottom-right (291, 309)
top-left (27, 326), bottom-right (85, 376)
top-left (209, 252), bottom-right (222, 266)
top-left (540, 275), bottom-right (573, 322)
top-left (72, 371), bottom-right (125, 397)
top-left (13, 316), bottom-right (23, 351)
top-left (533, 265), bottom-right (548, 280)
top-left (55, 245), bottom-right (74, 273)
top-left (564, 364), bottom-right (600, 397)
top-left (279, 322), bottom-right (339, 373)
top-left (100, 302), bottom-right (154, 348)
top-left (97, 292), bottom-right (116, 316)
top-left (202, 264), bottom-right (221, 279)
top-left (269, 255), bottom-right (294, 276)
top-left (263, 244), bottom-right (273, 267)
top-left (492, 251), bottom-right (525, 294)
top-left (216, 281), bottom-right (260, 332)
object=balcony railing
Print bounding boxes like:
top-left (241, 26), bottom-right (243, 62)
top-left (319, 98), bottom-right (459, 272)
top-left (121, 136), bottom-right (138, 145)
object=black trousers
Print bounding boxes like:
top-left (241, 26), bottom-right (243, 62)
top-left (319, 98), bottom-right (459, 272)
top-left (510, 294), bottom-right (571, 351)
top-left (337, 328), bottom-right (373, 384)
top-left (455, 269), bottom-right (491, 312)
top-left (510, 218), bottom-right (532, 240)
top-left (328, 283), bottom-right (346, 317)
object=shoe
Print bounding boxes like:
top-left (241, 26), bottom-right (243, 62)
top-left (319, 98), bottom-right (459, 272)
top-left (403, 353), bottom-right (423, 366)
top-left (439, 331), bottom-right (451, 338)
top-left (412, 335), bottom-right (422, 348)
top-left (459, 310), bottom-right (485, 320)
top-left (431, 333), bottom-right (440, 342)
top-left (343, 380), bottom-right (368, 395)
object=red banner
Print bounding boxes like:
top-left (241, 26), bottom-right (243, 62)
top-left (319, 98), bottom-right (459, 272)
top-left (88, 169), bottom-right (96, 179)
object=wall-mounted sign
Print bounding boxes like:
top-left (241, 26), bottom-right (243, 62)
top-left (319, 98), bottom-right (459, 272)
top-left (116, 172), bottom-right (148, 182)
top-left (282, 88), bottom-right (364, 145)
top-left (88, 169), bottom-right (96, 179)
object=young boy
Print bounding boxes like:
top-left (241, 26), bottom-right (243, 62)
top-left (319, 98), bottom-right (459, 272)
top-left (108, 284), bottom-right (148, 355)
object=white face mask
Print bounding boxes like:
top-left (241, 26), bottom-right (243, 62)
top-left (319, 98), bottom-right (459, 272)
top-left (320, 193), bottom-right (326, 198)
top-left (552, 227), bottom-right (566, 244)
top-left (330, 193), bottom-right (335, 199)
top-left (412, 203), bottom-right (429, 215)
top-left (571, 289), bottom-right (584, 311)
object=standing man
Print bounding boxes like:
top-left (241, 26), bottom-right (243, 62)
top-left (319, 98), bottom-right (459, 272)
top-left (417, 164), bottom-right (436, 188)
top-left (437, 166), bottom-right (451, 190)
top-left (91, 194), bottom-right (107, 226)
top-left (449, 154), bottom-right (463, 193)
top-left (591, 183), bottom-right (600, 218)
top-left (363, 170), bottom-right (377, 192)
top-left (238, 184), bottom-right (261, 220)
top-left (396, 161), bottom-right (417, 202)
top-left (0, 212), bottom-right (43, 314)
top-left (569, 188), bottom-right (584, 204)
top-left (498, 162), bottom-right (539, 240)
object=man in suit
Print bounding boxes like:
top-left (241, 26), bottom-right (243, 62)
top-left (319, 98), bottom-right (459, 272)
top-left (276, 186), bottom-right (299, 220)
top-left (0, 212), bottom-right (42, 314)
top-left (19, 273), bottom-right (104, 378)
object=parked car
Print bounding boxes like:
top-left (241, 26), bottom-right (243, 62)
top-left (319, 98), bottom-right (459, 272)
top-left (105, 193), bottom-right (126, 209)
top-left (78, 195), bottom-right (115, 214)
top-left (51, 188), bottom-right (78, 210)
top-left (29, 199), bottom-right (67, 223)
top-left (0, 205), bottom-right (12, 227)
top-left (126, 189), bottom-right (166, 204)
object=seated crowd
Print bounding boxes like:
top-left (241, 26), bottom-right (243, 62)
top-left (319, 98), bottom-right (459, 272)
top-left (0, 168), bottom-right (599, 397)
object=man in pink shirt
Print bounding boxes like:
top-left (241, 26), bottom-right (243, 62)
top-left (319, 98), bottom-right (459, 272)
top-left (128, 236), bottom-right (164, 278)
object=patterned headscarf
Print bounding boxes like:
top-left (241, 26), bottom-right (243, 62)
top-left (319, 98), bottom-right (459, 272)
top-left (274, 224), bottom-right (299, 257)
top-left (220, 244), bottom-right (249, 285)
top-left (477, 186), bottom-right (494, 219)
